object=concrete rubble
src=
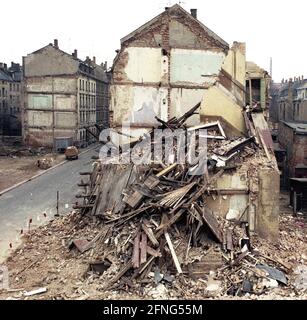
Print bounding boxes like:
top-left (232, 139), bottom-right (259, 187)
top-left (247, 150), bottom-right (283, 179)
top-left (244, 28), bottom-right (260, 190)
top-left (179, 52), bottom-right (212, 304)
top-left (63, 103), bottom-right (294, 298)
top-left (0, 196), bottom-right (305, 300)
top-left (0, 105), bottom-right (305, 300)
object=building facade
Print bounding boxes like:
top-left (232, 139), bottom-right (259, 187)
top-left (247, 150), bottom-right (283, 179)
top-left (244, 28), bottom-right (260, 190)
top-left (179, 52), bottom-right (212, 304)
top-left (270, 77), bottom-right (307, 128)
top-left (278, 121), bottom-right (307, 183)
top-left (110, 4), bottom-right (247, 139)
top-left (23, 40), bottom-right (109, 148)
top-left (269, 77), bottom-right (307, 188)
top-left (0, 62), bottom-right (22, 137)
top-left (245, 61), bottom-right (271, 111)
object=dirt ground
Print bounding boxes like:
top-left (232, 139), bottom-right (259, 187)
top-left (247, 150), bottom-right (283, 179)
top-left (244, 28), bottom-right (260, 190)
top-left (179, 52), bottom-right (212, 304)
top-left (0, 154), bottom-right (66, 192)
top-left (0, 192), bottom-right (306, 300)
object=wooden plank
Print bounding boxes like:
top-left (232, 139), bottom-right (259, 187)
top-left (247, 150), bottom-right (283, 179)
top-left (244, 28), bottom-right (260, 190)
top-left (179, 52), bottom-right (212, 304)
top-left (106, 206), bottom-right (151, 225)
top-left (155, 209), bottom-right (184, 239)
top-left (198, 206), bottom-right (223, 243)
top-left (156, 163), bottom-right (177, 177)
top-left (140, 232), bottom-right (147, 265)
top-left (132, 232), bottom-right (141, 269)
top-left (164, 231), bottom-right (182, 274)
top-left (142, 224), bottom-right (159, 247)
top-left (107, 208), bottom-right (183, 286)
top-left (144, 175), bottom-right (160, 189)
top-left (123, 190), bottom-right (143, 208)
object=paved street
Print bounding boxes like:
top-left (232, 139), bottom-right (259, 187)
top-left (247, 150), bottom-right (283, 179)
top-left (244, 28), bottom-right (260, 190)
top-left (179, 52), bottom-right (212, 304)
top-left (0, 146), bottom-right (99, 261)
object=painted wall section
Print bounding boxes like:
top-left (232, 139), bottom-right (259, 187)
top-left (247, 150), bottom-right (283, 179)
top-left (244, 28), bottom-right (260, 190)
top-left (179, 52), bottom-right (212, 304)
top-left (111, 85), bottom-right (168, 127)
top-left (28, 95), bottom-right (52, 109)
top-left (170, 88), bottom-right (203, 126)
top-left (200, 84), bottom-right (245, 135)
top-left (28, 111), bottom-right (53, 127)
top-left (206, 173), bottom-right (248, 218)
top-left (222, 43), bottom-right (246, 86)
top-left (124, 47), bottom-right (163, 83)
top-left (170, 49), bottom-right (225, 85)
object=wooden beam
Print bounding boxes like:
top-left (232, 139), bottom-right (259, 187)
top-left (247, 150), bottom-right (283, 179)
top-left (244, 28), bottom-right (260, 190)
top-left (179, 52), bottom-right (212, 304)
top-left (142, 224), bottom-right (159, 247)
top-left (156, 163), bottom-right (177, 177)
top-left (140, 233), bottom-right (147, 265)
top-left (132, 232), bottom-right (141, 269)
top-left (164, 232), bottom-right (182, 274)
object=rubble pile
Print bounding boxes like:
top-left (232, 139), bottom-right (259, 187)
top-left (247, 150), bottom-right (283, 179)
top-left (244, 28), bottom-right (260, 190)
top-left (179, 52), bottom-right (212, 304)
top-left (1, 207), bottom-right (305, 300)
top-left (0, 145), bottom-right (48, 157)
top-left (67, 103), bottom-right (296, 298)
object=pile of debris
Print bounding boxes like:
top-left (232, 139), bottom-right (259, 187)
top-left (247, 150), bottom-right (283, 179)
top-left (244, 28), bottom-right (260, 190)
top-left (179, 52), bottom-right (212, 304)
top-left (37, 157), bottom-right (54, 170)
top-left (0, 145), bottom-right (48, 157)
top-left (71, 103), bottom-right (290, 297)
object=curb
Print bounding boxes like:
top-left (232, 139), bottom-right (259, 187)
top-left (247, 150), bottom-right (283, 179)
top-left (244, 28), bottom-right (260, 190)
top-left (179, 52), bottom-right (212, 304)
top-left (0, 144), bottom-right (98, 197)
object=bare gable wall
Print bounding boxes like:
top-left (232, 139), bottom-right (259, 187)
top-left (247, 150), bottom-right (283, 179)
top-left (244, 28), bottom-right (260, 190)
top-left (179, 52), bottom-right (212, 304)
top-left (111, 7), bottom-right (245, 138)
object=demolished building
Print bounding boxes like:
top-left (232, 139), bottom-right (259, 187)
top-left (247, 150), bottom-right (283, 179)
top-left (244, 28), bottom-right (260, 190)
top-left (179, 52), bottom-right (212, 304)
top-left (107, 4), bottom-right (279, 239)
top-left (73, 102), bottom-right (282, 294)
top-left (68, 4), bottom-right (282, 294)
top-left (110, 4), bottom-right (246, 139)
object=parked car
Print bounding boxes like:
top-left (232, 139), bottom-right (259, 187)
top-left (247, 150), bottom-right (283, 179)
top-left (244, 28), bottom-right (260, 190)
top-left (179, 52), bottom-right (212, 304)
top-left (65, 146), bottom-right (79, 160)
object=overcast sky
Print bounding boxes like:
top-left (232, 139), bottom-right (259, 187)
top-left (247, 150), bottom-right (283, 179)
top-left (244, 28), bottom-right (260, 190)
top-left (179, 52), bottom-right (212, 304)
top-left (1, 0), bottom-right (305, 82)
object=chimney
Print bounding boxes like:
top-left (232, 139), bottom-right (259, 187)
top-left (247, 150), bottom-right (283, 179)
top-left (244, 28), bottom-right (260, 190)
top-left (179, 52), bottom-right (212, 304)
top-left (190, 9), bottom-right (197, 19)
top-left (3, 63), bottom-right (7, 70)
top-left (165, 7), bottom-right (170, 11)
top-left (72, 49), bottom-right (78, 58)
top-left (54, 39), bottom-right (59, 49)
top-left (0, 63), bottom-right (3, 69)
top-left (93, 56), bottom-right (96, 64)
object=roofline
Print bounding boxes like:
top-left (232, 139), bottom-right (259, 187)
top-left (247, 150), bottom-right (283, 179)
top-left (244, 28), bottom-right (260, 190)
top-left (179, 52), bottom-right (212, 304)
top-left (281, 121), bottom-right (307, 135)
top-left (121, 4), bottom-right (229, 49)
top-left (29, 44), bottom-right (84, 64)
